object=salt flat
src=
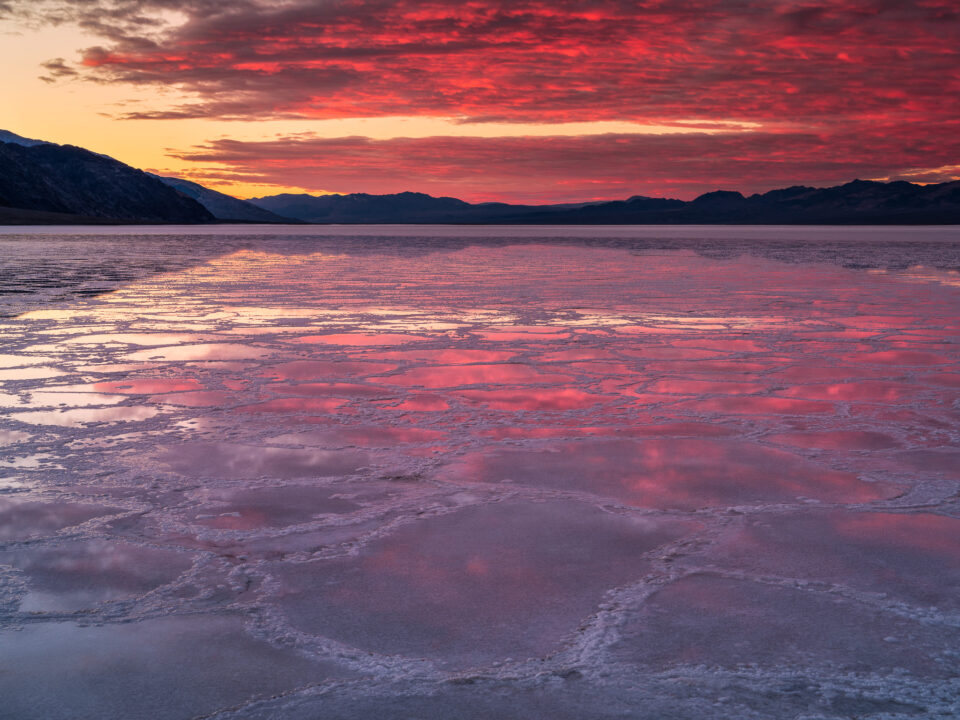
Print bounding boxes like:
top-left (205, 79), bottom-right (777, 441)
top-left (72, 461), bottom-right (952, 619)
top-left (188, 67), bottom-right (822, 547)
top-left (0, 226), bottom-right (958, 719)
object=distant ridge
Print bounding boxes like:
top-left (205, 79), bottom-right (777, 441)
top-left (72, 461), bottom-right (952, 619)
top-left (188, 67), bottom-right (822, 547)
top-left (249, 181), bottom-right (960, 225)
top-left (0, 130), bottom-right (48, 147)
top-left (2, 129), bottom-right (959, 225)
top-left (149, 174), bottom-right (296, 223)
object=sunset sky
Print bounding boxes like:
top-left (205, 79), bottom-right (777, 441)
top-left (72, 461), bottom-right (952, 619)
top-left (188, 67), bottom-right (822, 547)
top-left (2, 1), bottom-right (958, 203)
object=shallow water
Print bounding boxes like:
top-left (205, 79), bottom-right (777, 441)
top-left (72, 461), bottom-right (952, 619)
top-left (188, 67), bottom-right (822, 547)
top-left (0, 225), bottom-right (959, 719)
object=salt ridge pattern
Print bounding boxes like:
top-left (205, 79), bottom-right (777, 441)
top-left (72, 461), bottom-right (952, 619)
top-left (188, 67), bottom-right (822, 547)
top-left (0, 227), bottom-right (959, 719)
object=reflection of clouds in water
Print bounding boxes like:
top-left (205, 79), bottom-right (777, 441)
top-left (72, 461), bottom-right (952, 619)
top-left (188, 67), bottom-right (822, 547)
top-left (702, 512), bottom-right (960, 612)
top-left (275, 500), bottom-right (699, 666)
top-left (873, 265), bottom-right (960, 289)
top-left (9, 406), bottom-right (160, 427)
top-left (1, 230), bottom-right (959, 717)
top-left (439, 438), bottom-right (897, 510)
top-left (159, 443), bottom-right (370, 480)
top-left (0, 539), bottom-right (195, 612)
top-left (124, 343), bottom-right (270, 362)
top-left (0, 498), bottom-right (119, 542)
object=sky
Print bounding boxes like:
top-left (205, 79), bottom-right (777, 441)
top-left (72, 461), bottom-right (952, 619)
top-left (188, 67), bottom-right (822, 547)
top-left (1, 0), bottom-right (958, 203)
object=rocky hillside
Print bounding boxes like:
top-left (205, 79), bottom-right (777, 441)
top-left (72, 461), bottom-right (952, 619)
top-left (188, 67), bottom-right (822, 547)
top-left (0, 134), bottom-right (213, 223)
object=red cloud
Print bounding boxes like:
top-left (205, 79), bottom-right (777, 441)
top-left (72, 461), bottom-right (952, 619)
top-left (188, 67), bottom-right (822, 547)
top-left (13, 0), bottom-right (958, 197)
top-left (166, 122), bottom-right (960, 203)
top-left (20, 0), bottom-right (960, 128)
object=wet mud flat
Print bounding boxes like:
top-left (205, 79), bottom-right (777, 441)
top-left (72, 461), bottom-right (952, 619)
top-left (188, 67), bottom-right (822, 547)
top-left (0, 226), bottom-right (959, 719)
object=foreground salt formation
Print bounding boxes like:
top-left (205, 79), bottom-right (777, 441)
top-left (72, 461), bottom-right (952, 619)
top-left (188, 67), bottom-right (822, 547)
top-left (0, 226), bottom-right (958, 719)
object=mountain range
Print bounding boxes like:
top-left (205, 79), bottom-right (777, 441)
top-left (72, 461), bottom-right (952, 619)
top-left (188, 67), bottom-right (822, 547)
top-left (2, 129), bottom-right (959, 225)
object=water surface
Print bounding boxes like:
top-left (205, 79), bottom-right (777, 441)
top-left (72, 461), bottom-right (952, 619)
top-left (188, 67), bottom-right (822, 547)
top-left (1, 225), bottom-right (959, 719)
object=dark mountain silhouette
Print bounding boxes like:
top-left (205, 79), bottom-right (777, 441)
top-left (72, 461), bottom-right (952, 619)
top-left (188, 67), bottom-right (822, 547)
top-left (249, 191), bottom-right (637, 223)
top-left (3, 129), bottom-right (958, 225)
top-left (535, 180), bottom-right (960, 224)
top-left (148, 174), bottom-right (295, 223)
top-left (0, 132), bottom-right (213, 224)
top-left (251, 191), bottom-right (481, 223)
top-left (250, 181), bottom-right (960, 225)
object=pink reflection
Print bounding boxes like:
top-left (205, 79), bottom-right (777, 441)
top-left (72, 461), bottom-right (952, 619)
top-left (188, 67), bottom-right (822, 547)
top-left (922, 374), bottom-right (960, 387)
top-left (94, 378), bottom-right (205, 394)
top-left (645, 379), bottom-right (766, 395)
top-left (622, 422), bottom-right (738, 438)
top-left (236, 397), bottom-right (347, 413)
top-left (438, 438), bottom-right (895, 509)
top-left (370, 349), bottom-right (516, 363)
top-left (478, 330), bottom-right (570, 341)
top-left (389, 394), bottom-right (450, 411)
top-left (889, 337), bottom-right (953, 346)
top-left (803, 329), bottom-right (880, 339)
top-left (833, 513), bottom-right (960, 558)
top-left (477, 426), bottom-right (616, 440)
top-left (768, 430), bottom-right (900, 450)
top-left (291, 333), bottom-right (431, 345)
top-left (629, 391), bottom-right (680, 405)
top-left (669, 338), bottom-right (768, 352)
top-left (644, 360), bottom-right (772, 374)
top-left (836, 315), bottom-right (920, 329)
top-left (621, 348), bottom-right (725, 360)
top-left (676, 396), bottom-right (833, 414)
top-left (75, 362), bottom-right (162, 373)
top-left (854, 350), bottom-right (950, 365)
top-left (271, 426), bottom-right (446, 447)
top-left (710, 512), bottom-right (960, 611)
top-left (565, 361), bottom-right (641, 376)
top-left (893, 450), bottom-right (960, 474)
top-left (782, 381), bottom-right (920, 402)
top-left (275, 500), bottom-right (698, 664)
top-left (386, 364), bottom-right (572, 388)
top-left (774, 366), bottom-right (893, 382)
top-left (150, 391), bottom-right (234, 407)
top-left (125, 343), bottom-right (268, 361)
top-left (535, 349), bottom-right (617, 361)
top-left (260, 360), bottom-right (398, 380)
top-left (269, 382), bottom-right (393, 398)
top-left (456, 388), bottom-right (609, 410)
top-left (616, 326), bottom-right (690, 335)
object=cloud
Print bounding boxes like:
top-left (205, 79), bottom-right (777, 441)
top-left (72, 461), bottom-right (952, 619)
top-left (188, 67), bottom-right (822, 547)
top-left (39, 57), bottom-right (78, 82)
top-left (11, 0), bottom-right (960, 127)
top-left (11, 1), bottom-right (958, 199)
top-left (164, 122), bottom-right (960, 203)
